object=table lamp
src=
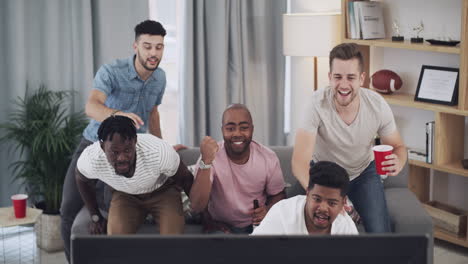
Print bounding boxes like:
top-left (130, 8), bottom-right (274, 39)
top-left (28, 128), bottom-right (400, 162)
top-left (283, 12), bottom-right (341, 90)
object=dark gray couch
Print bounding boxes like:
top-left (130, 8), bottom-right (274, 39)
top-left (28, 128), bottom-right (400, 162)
top-left (71, 146), bottom-right (433, 258)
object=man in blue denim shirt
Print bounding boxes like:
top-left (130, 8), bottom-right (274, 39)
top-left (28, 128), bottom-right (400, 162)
top-left (60, 20), bottom-right (184, 262)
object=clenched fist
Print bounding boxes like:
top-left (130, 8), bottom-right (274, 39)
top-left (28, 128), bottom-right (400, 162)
top-left (200, 136), bottom-right (219, 164)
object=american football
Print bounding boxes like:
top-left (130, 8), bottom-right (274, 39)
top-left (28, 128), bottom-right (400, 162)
top-left (371, 70), bottom-right (403, 94)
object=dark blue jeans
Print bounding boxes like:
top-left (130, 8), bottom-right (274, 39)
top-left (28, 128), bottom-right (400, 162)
top-left (310, 160), bottom-right (391, 233)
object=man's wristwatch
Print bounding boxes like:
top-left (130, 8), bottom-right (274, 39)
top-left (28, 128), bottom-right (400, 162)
top-left (199, 159), bottom-right (212, 170)
top-left (91, 214), bottom-right (101, 223)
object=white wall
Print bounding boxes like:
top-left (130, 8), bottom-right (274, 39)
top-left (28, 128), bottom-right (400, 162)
top-left (287, 0), bottom-right (341, 144)
top-left (286, 0), bottom-right (468, 210)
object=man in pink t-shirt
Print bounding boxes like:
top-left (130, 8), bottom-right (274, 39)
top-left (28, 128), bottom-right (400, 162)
top-left (189, 104), bottom-right (286, 234)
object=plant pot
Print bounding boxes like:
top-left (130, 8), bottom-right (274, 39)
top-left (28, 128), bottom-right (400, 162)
top-left (35, 213), bottom-right (64, 252)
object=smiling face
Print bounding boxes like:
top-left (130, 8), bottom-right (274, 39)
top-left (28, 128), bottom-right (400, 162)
top-left (222, 108), bottom-right (254, 159)
top-left (101, 133), bottom-right (137, 177)
top-left (133, 34), bottom-right (164, 72)
top-left (329, 58), bottom-right (365, 108)
top-left (304, 184), bottom-right (346, 234)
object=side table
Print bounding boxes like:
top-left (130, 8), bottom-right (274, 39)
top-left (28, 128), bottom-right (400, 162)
top-left (0, 207), bottom-right (42, 264)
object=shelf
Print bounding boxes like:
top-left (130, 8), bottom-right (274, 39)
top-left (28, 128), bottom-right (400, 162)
top-left (408, 160), bottom-right (435, 170)
top-left (434, 227), bottom-right (468, 248)
top-left (409, 160), bottom-right (468, 178)
top-left (379, 93), bottom-right (468, 116)
top-left (342, 38), bottom-right (461, 54)
top-left (437, 161), bottom-right (468, 177)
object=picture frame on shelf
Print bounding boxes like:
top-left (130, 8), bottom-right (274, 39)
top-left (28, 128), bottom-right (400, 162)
top-left (414, 65), bottom-right (459, 106)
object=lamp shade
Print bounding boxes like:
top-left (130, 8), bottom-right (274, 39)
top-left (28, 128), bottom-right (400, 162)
top-left (283, 12), bottom-right (341, 57)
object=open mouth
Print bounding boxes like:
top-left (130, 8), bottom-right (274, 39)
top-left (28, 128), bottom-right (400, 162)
top-left (116, 163), bottom-right (130, 171)
top-left (313, 213), bottom-right (330, 225)
top-left (338, 90), bottom-right (351, 96)
top-left (147, 58), bottom-right (158, 65)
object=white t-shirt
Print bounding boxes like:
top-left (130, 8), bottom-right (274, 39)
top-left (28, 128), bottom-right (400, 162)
top-left (301, 87), bottom-right (396, 180)
top-left (251, 195), bottom-right (358, 235)
top-left (77, 134), bottom-right (180, 194)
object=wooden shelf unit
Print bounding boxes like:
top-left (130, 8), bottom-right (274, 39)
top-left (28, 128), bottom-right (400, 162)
top-left (380, 94), bottom-right (464, 116)
top-left (342, 38), bottom-right (461, 54)
top-left (434, 227), bottom-right (468, 248)
top-left (341, 0), bottom-right (468, 247)
top-left (409, 160), bottom-right (468, 178)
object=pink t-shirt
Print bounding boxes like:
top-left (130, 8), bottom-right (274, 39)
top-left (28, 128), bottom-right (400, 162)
top-left (195, 141), bottom-right (285, 228)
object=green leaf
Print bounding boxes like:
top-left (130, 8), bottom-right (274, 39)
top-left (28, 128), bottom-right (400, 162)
top-left (0, 85), bottom-right (89, 212)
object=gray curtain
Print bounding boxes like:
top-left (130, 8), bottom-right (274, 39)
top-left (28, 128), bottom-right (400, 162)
top-left (0, 0), bottom-right (148, 206)
top-left (179, 0), bottom-right (286, 146)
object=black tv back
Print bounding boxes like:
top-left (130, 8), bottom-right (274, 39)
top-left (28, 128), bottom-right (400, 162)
top-left (72, 234), bottom-right (429, 264)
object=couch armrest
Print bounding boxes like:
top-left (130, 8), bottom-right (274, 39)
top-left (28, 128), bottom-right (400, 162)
top-left (385, 188), bottom-right (433, 234)
top-left (386, 187), bottom-right (434, 264)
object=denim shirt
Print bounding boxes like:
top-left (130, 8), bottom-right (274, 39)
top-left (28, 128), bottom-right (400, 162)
top-left (82, 55), bottom-right (166, 142)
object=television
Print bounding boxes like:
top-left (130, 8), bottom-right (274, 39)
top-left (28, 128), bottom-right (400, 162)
top-left (71, 234), bottom-right (429, 264)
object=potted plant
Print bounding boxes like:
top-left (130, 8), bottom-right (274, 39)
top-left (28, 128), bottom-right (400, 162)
top-left (0, 85), bottom-right (88, 252)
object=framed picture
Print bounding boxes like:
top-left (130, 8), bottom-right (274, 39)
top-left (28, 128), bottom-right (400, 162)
top-left (414, 65), bottom-right (459, 105)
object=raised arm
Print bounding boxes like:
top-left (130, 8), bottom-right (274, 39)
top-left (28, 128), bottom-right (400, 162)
top-left (291, 128), bottom-right (317, 190)
top-left (189, 136), bottom-right (218, 213)
top-left (85, 89), bottom-right (144, 129)
top-left (380, 130), bottom-right (407, 176)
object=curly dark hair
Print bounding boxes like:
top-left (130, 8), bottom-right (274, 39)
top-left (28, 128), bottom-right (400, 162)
top-left (134, 20), bottom-right (166, 40)
top-left (308, 161), bottom-right (350, 197)
top-left (97, 115), bottom-right (137, 142)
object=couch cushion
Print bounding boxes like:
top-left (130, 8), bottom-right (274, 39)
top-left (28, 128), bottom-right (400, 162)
top-left (383, 161), bottom-right (409, 189)
top-left (385, 188), bottom-right (433, 233)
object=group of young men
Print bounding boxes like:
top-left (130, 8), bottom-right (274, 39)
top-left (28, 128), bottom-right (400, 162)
top-left (59, 20), bottom-right (407, 262)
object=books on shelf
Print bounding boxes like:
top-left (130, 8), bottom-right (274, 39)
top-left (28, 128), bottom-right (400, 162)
top-left (347, 0), bottom-right (385, 40)
top-left (408, 148), bottom-right (428, 163)
top-left (426, 121), bottom-right (435, 164)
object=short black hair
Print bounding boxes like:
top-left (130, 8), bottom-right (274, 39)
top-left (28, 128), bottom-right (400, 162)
top-left (134, 20), bottom-right (166, 40)
top-left (97, 116), bottom-right (137, 142)
top-left (308, 161), bottom-right (349, 197)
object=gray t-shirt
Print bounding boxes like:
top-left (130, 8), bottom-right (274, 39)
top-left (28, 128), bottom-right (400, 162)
top-left (301, 87), bottom-right (396, 180)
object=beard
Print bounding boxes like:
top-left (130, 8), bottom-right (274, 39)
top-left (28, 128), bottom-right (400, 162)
top-left (137, 51), bottom-right (160, 71)
top-left (224, 138), bottom-right (252, 156)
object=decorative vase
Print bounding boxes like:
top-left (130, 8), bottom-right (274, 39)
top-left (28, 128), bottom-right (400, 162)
top-left (35, 213), bottom-right (64, 252)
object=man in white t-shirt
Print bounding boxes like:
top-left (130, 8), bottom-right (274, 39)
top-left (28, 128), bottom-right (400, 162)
top-left (252, 161), bottom-right (358, 235)
top-left (75, 116), bottom-right (193, 235)
top-left (292, 43), bottom-right (407, 233)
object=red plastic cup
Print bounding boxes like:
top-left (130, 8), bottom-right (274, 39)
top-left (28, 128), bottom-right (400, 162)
top-left (11, 194), bottom-right (28, 218)
top-left (373, 145), bottom-right (394, 175)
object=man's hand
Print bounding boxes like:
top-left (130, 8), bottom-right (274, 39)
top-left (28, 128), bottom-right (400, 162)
top-left (173, 144), bottom-right (188, 152)
top-left (89, 219), bottom-right (107, 235)
top-left (381, 153), bottom-right (402, 176)
top-left (114, 111), bottom-right (144, 129)
top-left (200, 136), bottom-right (218, 164)
top-left (249, 206), bottom-right (268, 226)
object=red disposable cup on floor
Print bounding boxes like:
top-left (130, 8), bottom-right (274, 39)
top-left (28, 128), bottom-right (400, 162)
top-left (372, 145), bottom-right (393, 175)
top-left (11, 194), bottom-right (28, 218)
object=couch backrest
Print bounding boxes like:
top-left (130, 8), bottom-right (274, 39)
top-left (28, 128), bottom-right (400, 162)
top-left (177, 146), bottom-right (409, 196)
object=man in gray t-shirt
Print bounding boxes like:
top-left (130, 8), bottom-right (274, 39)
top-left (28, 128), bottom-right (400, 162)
top-left (292, 43), bottom-right (407, 233)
